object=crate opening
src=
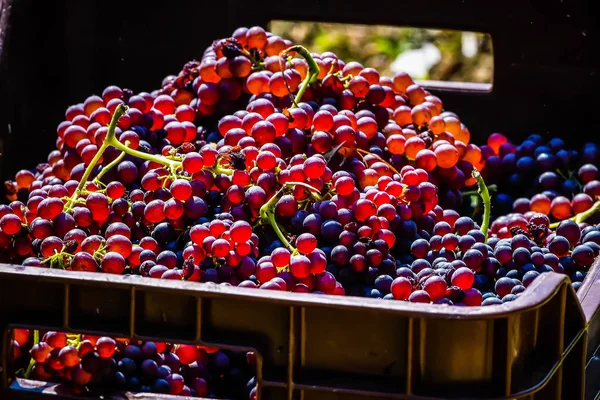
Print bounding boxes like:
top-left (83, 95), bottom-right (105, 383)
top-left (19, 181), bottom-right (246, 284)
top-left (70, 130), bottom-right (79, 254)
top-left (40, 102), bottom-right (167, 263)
top-left (4, 328), bottom-right (260, 399)
top-left (269, 20), bottom-right (494, 92)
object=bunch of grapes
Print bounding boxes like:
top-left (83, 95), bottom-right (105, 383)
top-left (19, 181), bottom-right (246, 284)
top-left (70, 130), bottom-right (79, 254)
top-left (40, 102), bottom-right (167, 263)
top-left (0, 25), bottom-right (599, 398)
top-left (477, 133), bottom-right (600, 220)
top-left (10, 329), bottom-right (256, 398)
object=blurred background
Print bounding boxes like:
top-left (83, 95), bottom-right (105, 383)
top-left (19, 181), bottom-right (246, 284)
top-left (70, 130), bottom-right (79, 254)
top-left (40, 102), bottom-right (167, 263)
top-left (269, 21), bottom-right (493, 84)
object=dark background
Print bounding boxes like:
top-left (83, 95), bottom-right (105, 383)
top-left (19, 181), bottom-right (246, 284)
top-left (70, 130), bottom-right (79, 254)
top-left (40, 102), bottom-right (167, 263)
top-left (0, 0), bottom-right (599, 197)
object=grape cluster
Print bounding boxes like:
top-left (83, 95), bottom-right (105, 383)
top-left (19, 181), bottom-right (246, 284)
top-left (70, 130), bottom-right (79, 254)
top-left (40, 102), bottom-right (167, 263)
top-left (10, 329), bottom-right (256, 398)
top-left (478, 133), bottom-right (599, 221)
top-left (1, 25), bottom-right (599, 398)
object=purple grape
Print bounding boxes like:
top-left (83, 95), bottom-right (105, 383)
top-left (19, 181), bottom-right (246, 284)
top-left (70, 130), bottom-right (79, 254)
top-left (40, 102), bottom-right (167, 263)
top-left (522, 270), bottom-right (540, 287)
top-left (511, 234), bottom-right (531, 250)
top-left (571, 245), bottom-right (595, 267)
top-left (463, 249), bottom-right (484, 270)
top-left (410, 239), bottom-right (430, 258)
top-left (548, 236), bottom-right (571, 257)
top-left (512, 247), bottom-right (531, 265)
top-left (556, 220), bottom-right (581, 247)
top-left (495, 277), bottom-right (516, 298)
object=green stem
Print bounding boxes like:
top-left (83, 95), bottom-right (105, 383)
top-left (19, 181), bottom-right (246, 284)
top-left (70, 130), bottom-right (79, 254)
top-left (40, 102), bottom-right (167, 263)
top-left (259, 189), bottom-right (293, 251)
top-left (257, 181), bottom-right (319, 252)
top-left (549, 200), bottom-right (600, 229)
top-left (213, 165), bottom-right (234, 176)
top-left (107, 136), bottom-right (179, 168)
top-left (472, 169), bottom-right (491, 242)
top-left (282, 45), bottom-right (320, 108)
top-left (24, 330), bottom-right (40, 379)
top-left (556, 169), bottom-right (569, 180)
top-left (462, 184), bottom-right (497, 197)
top-left (65, 104), bottom-right (128, 211)
top-left (94, 149), bottom-right (126, 184)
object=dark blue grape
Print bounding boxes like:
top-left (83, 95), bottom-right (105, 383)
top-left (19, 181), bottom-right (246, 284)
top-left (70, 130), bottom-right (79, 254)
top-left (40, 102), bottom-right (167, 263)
top-left (587, 241), bottom-right (600, 256)
top-left (516, 156), bottom-right (535, 173)
top-left (561, 179), bottom-right (579, 195)
top-left (482, 297), bottom-right (503, 306)
top-left (374, 275), bottom-right (393, 293)
top-left (511, 285), bottom-right (526, 294)
top-left (320, 220), bottom-right (343, 242)
top-left (482, 257), bottom-right (501, 276)
top-left (571, 270), bottom-right (585, 282)
top-left (538, 265), bottom-right (554, 273)
top-left (555, 149), bottom-right (570, 169)
top-left (467, 229), bottom-right (485, 243)
top-left (548, 236), bottom-right (571, 257)
top-left (531, 252), bottom-right (545, 267)
top-left (152, 378), bottom-right (170, 394)
top-left (517, 140), bottom-right (536, 157)
top-left (541, 190), bottom-right (558, 200)
top-left (471, 242), bottom-right (489, 258)
top-left (512, 247), bottom-right (531, 265)
top-left (583, 231), bottom-right (600, 245)
top-left (473, 274), bottom-right (490, 290)
top-left (410, 239), bottom-right (430, 258)
top-left (522, 270), bottom-right (540, 287)
top-left (454, 217), bottom-right (475, 235)
top-left (494, 246), bottom-right (513, 265)
top-left (118, 358), bottom-right (137, 376)
top-left (331, 245), bottom-right (350, 265)
top-left (535, 153), bottom-right (556, 172)
top-left (126, 376), bottom-right (141, 391)
top-left (509, 173), bottom-right (522, 187)
top-left (502, 294), bottom-right (518, 302)
top-left (538, 171), bottom-right (561, 190)
top-left (458, 235), bottom-right (476, 252)
top-left (303, 213), bottom-right (322, 235)
top-left (559, 256), bottom-right (576, 275)
top-left (527, 134), bottom-right (544, 145)
top-left (511, 234), bottom-right (531, 250)
top-left (506, 269), bottom-right (519, 279)
top-left (548, 137), bottom-right (564, 150)
top-left (572, 245), bottom-right (595, 267)
top-left (211, 351), bottom-right (230, 372)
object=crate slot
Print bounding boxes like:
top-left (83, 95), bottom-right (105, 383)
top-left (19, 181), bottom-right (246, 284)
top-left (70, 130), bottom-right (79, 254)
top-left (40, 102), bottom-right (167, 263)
top-left (412, 318), bottom-right (505, 398)
top-left (0, 277), bottom-right (63, 328)
top-left (134, 290), bottom-right (197, 341)
top-left (68, 284), bottom-right (131, 334)
top-left (202, 297), bottom-right (289, 383)
top-left (297, 307), bottom-right (406, 395)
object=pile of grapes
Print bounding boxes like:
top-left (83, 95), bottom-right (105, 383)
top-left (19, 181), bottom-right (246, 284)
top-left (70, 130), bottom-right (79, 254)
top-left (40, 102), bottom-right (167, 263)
top-left (2, 26), bottom-right (599, 397)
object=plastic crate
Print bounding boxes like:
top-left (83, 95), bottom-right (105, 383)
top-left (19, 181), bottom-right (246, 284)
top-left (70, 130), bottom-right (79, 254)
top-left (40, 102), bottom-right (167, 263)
top-left (1, 261), bottom-right (600, 400)
top-left (1, 0), bottom-right (600, 399)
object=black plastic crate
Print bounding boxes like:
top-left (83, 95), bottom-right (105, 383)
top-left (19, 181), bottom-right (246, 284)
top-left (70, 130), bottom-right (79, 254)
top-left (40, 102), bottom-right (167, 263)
top-left (1, 262), bottom-right (600, 399)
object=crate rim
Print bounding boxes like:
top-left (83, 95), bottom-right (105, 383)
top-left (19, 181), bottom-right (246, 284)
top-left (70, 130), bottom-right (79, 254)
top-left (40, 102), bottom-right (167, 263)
top-left (0, 261), bottom-right (596, 322)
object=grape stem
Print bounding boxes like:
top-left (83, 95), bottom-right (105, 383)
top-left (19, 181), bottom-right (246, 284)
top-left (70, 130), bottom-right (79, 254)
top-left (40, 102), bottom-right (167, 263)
top-left (356, 148), bottom-right (400, 175)
top-left (24, 330), bottom-right (39, 379)
top-left (472, 169), bottom-right (491, 242)
top-left (281, 45), bottom-right (320, 108)
top-left (258, 181), bottom-right (321, 252)
top-left (549, 200), bottom-right (600, 229)
top-left (93, 147), bottom-right (127, 185)
top-left (107, 135), bottom-right (179, 169)
top-left (462, 184), bottom-right (497, 197)
top-left (259, 188), bottom-right (293, 251)
top-left (64, 104), bottom-right (128, 212)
